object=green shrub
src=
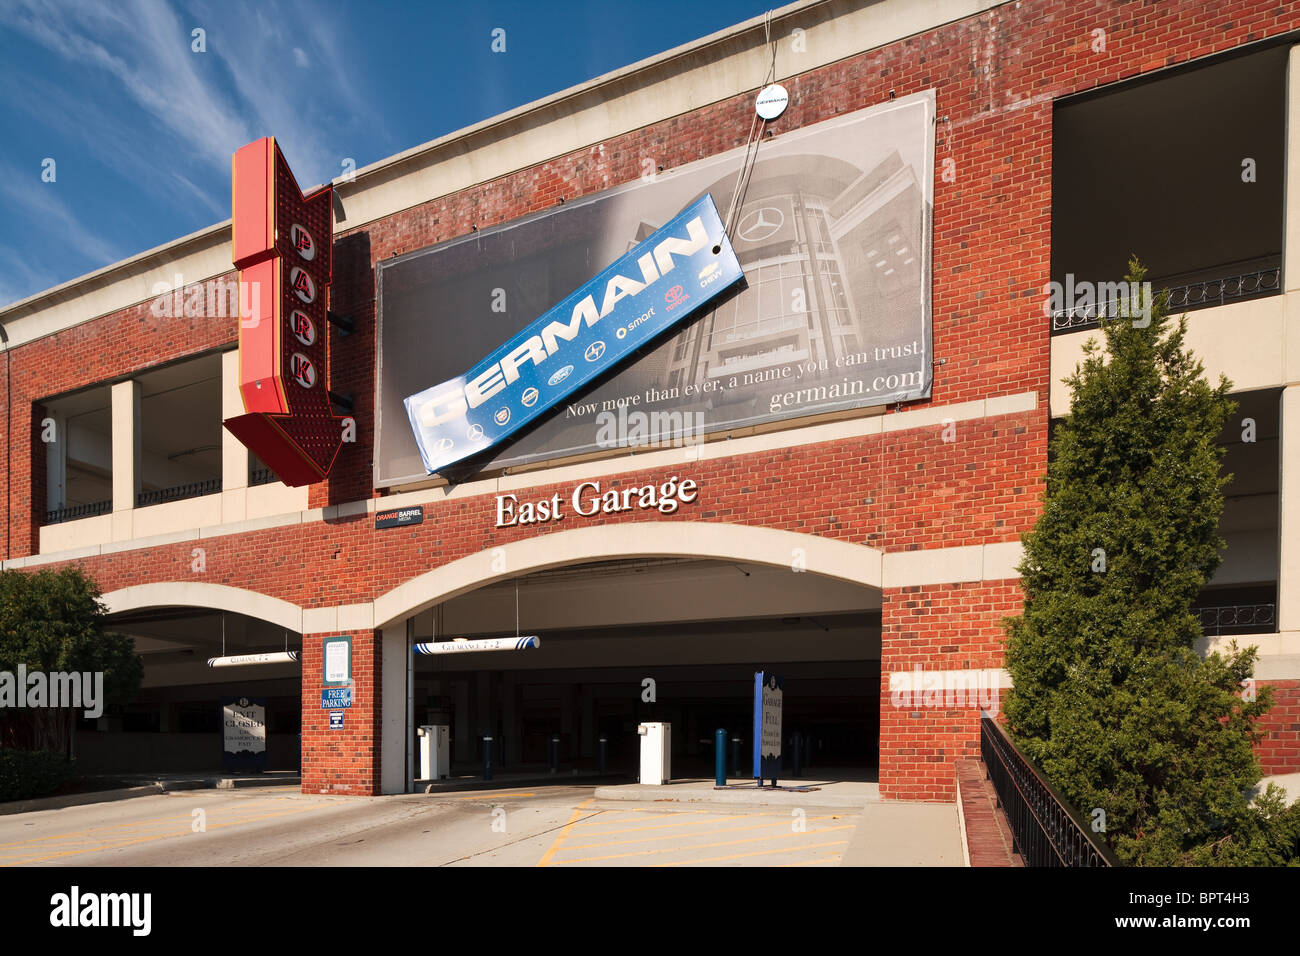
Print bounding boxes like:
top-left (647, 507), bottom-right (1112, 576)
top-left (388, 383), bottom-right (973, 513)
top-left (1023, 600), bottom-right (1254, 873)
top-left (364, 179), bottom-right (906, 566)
top-left (0, 748), bottom-right (74, 802)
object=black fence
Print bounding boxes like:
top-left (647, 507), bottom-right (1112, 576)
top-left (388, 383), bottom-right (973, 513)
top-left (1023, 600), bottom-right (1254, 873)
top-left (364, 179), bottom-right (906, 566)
top-left (135, 477), bottom-right (222, 508)
top-left (1193, 602), bottom-right (1276, 637)
top-left (44, 499), bottom-right (112, 525)
top-left (1050, 266), bottom-right (1281, 334)
top-left (979, 715), bottom-right (1120, 867)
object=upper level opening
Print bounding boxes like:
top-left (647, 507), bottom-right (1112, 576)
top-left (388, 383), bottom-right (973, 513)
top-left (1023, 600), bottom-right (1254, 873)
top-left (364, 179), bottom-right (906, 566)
top-left (1051, 39), bottom-right (1293, 332)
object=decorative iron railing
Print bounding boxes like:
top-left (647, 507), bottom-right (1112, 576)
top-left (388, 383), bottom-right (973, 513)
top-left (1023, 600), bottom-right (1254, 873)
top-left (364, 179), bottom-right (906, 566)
top-left (1050, 266), bottom-right (1281, 334)
top-left (1193, 602), bottom-right (1276, 637)
top-left (136, 477), bottom-right (222, 508)
top-left (979, 715), bottom-right (1120, 867)
top-left (44, 499), bottom-right (112, 525)
top-left (249, 468), bottom-right (277, 487)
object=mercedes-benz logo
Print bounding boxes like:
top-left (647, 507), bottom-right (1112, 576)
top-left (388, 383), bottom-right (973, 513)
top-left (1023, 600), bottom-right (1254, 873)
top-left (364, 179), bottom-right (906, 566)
top-left (467, 424), bottom-right (484, 441)
top-left (584, 341), bottom-right (606, 362)
top-left (738, 206), bottom-right (785, 243)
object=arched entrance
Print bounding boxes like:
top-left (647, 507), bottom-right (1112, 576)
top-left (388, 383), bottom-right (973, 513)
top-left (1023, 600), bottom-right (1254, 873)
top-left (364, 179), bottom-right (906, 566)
top-left (371, 522), bottom-right (883, 792)
top-left (87, 583), bottom-right (305, 775)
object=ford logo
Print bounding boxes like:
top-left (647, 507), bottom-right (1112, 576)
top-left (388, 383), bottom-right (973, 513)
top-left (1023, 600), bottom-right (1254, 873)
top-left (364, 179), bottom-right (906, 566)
top-left (548, 365), bottom-right (574, 386)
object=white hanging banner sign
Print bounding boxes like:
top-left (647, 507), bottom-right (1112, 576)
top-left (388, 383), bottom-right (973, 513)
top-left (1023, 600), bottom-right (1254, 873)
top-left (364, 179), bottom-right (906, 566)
top-left (413, 636), bottom-right (541, 655)
top-left (208, 651), bottom-right (300, 668)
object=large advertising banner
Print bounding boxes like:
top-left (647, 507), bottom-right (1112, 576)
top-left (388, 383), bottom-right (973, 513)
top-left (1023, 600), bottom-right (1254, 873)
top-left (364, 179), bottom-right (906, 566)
top-left (403, 194), bottom-right (743, 475)
top-left (376, 91), bottom-right (934, 487)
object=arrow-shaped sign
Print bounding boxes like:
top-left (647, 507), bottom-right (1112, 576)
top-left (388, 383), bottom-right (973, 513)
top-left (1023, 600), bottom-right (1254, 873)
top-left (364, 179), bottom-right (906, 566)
top-left (223, 138), bottom-right (344, 486)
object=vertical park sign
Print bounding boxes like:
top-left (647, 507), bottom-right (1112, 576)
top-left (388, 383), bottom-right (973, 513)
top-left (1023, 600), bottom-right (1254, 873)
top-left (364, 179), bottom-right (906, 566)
top-left (223, 138), bottom-right (345, 486)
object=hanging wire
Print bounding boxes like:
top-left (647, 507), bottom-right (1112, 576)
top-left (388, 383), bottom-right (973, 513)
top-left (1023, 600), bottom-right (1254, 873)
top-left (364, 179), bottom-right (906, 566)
top-left (724, 8), bottom-right (781, 238)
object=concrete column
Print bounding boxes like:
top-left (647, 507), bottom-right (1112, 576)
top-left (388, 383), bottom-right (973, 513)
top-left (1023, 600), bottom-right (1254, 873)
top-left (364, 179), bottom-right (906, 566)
top-left (1278, 388), bottom-right (1300, 633)
top-left (501, 672), bottom-right (516, 765)
top-left (1281, 46), bottom-right (1300, 634)
top-left (580, 686), bottom-right (594, 759)
top-left (110, 380), bottom-right (139, 540)
top-left (221, 349), bottom-right (248, 491)
top-left (379, 621), bottom-right (408, 794)
top-left (454, 681), bottom-right (470, 758)
top-left (45, 411), bottom-right (65, 511)
top-left (476, 671), bottom-right (491, 738)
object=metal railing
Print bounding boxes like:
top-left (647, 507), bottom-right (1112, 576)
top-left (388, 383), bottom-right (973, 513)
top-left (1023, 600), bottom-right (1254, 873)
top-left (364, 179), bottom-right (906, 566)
top-left (44, 499), bottom-right (112, 525)
top-left (979, 715), bottom-right (1120, 867)
top-left (1193, 602), bottom-right (1276, 636)
top-left (1050, 266), bottom-right (1281, 334)
top-left (135, 477), bottom-right (222, 508)
top-left (249, 467), bottom-right (277, 487)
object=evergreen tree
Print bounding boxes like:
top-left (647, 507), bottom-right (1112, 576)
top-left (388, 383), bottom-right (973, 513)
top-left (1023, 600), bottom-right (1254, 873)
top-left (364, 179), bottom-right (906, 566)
top-left (1004, 259), bottom-right (1299, 865)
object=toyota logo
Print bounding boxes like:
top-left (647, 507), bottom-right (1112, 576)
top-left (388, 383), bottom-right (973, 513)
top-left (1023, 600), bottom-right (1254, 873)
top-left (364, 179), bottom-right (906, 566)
top-left (738, 206), bottom-right (785, 243)
top-left (584, 341), bottom-right (606, 362)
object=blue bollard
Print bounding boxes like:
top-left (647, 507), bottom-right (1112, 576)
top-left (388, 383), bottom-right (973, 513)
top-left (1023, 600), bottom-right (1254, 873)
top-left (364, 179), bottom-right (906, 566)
top-left (715, 728), bottom-right (727, 787)
top-left (791, 731), bottom-right (803, 778)
top-left (482, 735), bottom-right (493, 781)
top-left (597, 734), bottom-right (608, 775)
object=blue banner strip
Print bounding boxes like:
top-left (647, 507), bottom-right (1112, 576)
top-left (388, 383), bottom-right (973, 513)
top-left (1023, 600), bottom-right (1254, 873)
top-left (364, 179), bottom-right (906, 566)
top-left (404, 193), bottom-right (744, 475)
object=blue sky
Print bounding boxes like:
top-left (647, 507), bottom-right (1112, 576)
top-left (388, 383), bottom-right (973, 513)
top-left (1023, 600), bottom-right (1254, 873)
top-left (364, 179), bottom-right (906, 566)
top-left (0, 0), bottom-right (779, 308)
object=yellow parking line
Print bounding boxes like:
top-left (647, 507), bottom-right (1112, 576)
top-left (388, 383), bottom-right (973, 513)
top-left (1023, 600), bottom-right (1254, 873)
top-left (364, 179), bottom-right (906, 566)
top-left (651, 839), bottom-right (849, 867)
top-left (570, 813), bottom-right (751, 835)
top-left (536, 798), bottom-right (595, 868)
top-left (546, 824), bottom-right (854, 865)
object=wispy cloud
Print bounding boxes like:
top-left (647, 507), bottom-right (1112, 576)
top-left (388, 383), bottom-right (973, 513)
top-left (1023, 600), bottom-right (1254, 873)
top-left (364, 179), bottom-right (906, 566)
top-left (2, 0), bottom-right (383, 189)
top-left (5, 0), bottom-right (254, 173)
top-left (0, 163), bottom-right (125, 267)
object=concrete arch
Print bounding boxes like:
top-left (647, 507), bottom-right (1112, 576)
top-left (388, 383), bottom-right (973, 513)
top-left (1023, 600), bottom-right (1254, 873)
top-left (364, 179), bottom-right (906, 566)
top-left (101, 581), bottom-right (304, 633)
top-left (373, 520), bottom-right (882, 629)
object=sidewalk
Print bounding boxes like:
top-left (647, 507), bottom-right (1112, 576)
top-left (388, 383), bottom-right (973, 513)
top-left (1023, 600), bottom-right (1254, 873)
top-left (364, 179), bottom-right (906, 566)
top-left (0, 770), bottom-right (301, 816)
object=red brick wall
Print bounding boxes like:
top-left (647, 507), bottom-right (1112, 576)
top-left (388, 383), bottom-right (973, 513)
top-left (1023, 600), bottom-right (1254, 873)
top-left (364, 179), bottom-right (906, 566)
top-left (1257, 680), bottom-right (1300, 776)
top-left (3, 0), bottom-right (1298, 798)
top-left (300, 629), bottom-right (382, 795)
top-left (879, 580), bottom-right (1023, 800)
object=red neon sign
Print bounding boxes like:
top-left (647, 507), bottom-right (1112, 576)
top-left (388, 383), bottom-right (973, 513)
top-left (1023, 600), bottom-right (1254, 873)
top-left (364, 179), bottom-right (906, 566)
top-left (222, 138), bottom-right (344, 486)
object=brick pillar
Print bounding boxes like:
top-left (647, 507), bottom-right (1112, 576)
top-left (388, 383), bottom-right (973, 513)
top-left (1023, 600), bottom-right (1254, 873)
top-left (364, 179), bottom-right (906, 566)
top-left (878, 580), bottom-right (1021, 801)
top-left (301, 629), bottom-right (382, 795)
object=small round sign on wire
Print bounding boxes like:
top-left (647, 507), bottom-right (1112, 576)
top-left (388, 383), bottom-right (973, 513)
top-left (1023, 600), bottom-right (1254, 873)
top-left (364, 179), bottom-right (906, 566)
top-left (755, 83), bottom-right (788, 120)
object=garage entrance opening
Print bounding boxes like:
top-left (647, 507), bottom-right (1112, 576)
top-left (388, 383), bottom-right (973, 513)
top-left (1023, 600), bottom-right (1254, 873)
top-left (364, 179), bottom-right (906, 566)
top-left (82, 608), bottom-right (302, 774)
top-left (408, 557), bottom-right (881, 781)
